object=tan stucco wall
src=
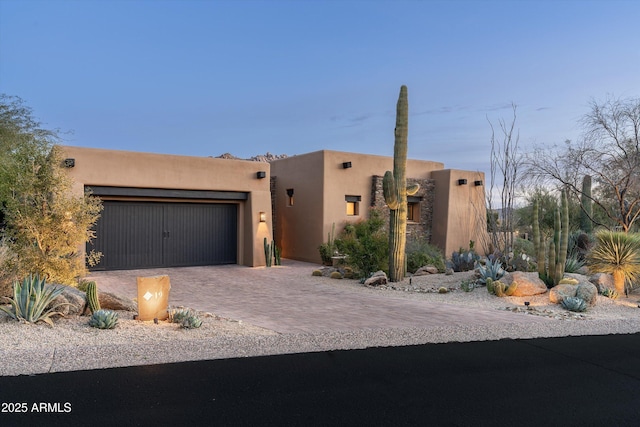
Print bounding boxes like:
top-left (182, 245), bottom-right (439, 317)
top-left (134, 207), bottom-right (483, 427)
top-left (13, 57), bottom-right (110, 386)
top-left (270, 151), bottom-right (325, 263)
top-left (59, 145), bottom-right (272, 267)
top-left (431, 169), bottom-right (487, 257)
top-left (271, 150), bottom-right (445, 264)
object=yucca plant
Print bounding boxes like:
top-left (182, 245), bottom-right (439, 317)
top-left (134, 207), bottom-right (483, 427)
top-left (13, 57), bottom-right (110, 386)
top-left (0, 274), bottom-right (68, 326)
top-left (586, 231), bottom-right (640, 296)
top-left (564, 252), bottom-right (586, 274)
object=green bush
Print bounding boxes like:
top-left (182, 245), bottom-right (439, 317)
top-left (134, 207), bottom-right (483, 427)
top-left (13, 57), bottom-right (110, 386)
top-left (335, 209), bottom-right (388, 279)
top-left (406, 238), bottom-right (445, 273)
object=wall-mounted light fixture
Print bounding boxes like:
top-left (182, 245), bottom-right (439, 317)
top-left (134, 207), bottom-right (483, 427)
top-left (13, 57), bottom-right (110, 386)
top-left (457, 179), bottom-right (468, 185)
top-left (342, 162), bottom-right (352, 169)
top-left (256, 171), bottom-right (266, 179)
top-left (286, 188), bottom-right (294, 197)
top-left (259, 212), bottom-right (266, 222)
top-left (63, 158), bottom-right (75, 168)
top-left (474, 180), bottom-right (483, 186)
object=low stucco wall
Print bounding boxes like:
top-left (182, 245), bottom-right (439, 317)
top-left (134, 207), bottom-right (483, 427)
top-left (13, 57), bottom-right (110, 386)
top-left (59, 145), bottom-right (273, 267)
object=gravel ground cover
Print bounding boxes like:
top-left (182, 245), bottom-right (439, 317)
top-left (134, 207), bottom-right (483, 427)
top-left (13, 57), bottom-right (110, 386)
top-left (2, 271), bottom-right (640, 376)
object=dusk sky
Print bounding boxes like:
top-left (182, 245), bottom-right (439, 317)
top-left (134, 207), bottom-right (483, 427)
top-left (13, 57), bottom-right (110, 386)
top-left (1, 0), bottom-right (638, 180)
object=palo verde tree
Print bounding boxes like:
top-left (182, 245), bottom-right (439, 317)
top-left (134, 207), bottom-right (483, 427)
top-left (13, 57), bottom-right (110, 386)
top-left (383, 85), bottom-right (419, 282)
top-left (527, 95), bottom-right (640, 232)
top-left (0, 94), bottom-right (102, 287)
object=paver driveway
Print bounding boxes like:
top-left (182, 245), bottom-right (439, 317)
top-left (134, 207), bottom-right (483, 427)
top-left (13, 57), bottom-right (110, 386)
top-left (88, 259), bottom-right (552, 334)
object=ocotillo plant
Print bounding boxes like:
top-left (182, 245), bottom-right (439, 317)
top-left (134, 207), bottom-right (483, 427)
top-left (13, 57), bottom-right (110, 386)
top-left (383, 85), bottom-right (419, 282)
top-left (580, 175), bottom-right (593, 233)
top-left (533, 189), bottom-right (569, 286)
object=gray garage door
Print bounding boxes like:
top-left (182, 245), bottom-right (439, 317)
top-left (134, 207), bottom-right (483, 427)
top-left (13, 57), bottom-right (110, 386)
top-left (88, 201), bottom-right (237, 270)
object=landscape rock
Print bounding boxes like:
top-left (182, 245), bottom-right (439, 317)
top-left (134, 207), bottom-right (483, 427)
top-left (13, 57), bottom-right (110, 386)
top-left (50, 285), bottom-right (88, 316)
top-left (99, 291), bottom-right (137, 312)
top-left (501, 271), bottom-right (547, 297)
top-left (589, 273), bottom-right (615, 293)
top-left (364, 271), bottom-right (388, 287)
top-left (413, 266), bottom-right (439, 276)
top-left (549, 284), bottom-right (577, 304)
top-left (576, 282), bottom-right (598, 306)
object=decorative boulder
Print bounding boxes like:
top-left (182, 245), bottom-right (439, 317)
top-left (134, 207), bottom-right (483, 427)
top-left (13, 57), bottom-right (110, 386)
top-left (549, 284), bottom-right (577, 304)
top-left (50, 285), bottom-right (88, 316)
top-left (576, 282), bottom-right (598, 306)
top-left (99, 291), bottom-right (137, 312)
top-left (413, 266), bottom-right (439, 276)
top-left (501, 272), bottom-right (547, 297)
top-left (364, 271), bottom-right (388, 287)
top-left (589, 273), bottom-right (615, 293)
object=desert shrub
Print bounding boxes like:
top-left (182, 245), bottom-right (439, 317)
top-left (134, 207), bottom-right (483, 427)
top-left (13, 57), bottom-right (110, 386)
top-left (406, 238), bottom-right (445, 273)
top-left (568, 231), bottom-right (594, 261)
top-left (0, 239), bottom-right (18, 299)
top-left (330, 271), bottom-right (343, 279)
top-left (448, 249), bottom-right (480, 272)
top-left (334, 210), bottom-right (388, 279)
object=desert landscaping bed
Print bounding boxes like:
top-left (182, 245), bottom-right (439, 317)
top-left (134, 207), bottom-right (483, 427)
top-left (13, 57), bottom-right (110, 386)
top-left (2, 271), bottom-right (640, 376)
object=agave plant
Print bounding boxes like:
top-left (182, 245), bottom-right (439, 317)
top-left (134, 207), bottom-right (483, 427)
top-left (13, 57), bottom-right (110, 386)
top-left (476, 258), bottom-right (505, 284)
top-left (0, 274), bottom-right (68, 326)
top-left (561, 296), bottom-right (587, 312)
top-left (181, 314), bottom-right (203, 329)
top-left (168, 308), bottom-right (193, 324)
top-left (88, 309), bottom-right (119, 329)
top-left (586, 231), bottom-right (640, 296)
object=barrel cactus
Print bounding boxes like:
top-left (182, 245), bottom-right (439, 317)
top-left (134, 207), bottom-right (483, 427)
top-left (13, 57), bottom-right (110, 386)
top-left (383, 85), bottom-right (419, 282)
top-left (88, 309), bottom-right (119, 329)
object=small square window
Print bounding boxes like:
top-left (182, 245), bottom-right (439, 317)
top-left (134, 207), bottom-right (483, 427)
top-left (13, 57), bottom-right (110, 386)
top-left (345, 195), bottom-right (361, 216)
top-left (346, 201), bottom-right (359, 216)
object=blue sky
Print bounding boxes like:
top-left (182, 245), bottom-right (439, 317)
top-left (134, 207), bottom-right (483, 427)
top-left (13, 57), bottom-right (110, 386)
top-left (1, 0), bottom-right (639, 179)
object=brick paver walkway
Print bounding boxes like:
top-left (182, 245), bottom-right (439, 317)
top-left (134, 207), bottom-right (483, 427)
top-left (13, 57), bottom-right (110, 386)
top-left (88, 259), bottom-right (552, 334)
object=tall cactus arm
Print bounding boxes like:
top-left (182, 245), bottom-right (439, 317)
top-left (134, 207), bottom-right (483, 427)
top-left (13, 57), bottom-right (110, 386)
top-left (406, 183), bottom-right (420, 196)
top-left (383, 171), bottom-right (399, 210)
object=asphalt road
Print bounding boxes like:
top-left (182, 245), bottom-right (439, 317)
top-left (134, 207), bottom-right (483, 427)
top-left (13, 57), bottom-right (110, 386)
top-left (2, 334), bottom-right (640, 426)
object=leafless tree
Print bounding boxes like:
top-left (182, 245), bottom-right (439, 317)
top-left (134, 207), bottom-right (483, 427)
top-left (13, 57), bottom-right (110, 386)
top-left (527, 96), bottom-right (640, 232)
top-left (486, 103), bottom-right (522, 259)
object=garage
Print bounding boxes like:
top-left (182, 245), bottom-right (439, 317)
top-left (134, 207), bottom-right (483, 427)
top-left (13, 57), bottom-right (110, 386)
top-left (88, 199), bottom-right (238, 271)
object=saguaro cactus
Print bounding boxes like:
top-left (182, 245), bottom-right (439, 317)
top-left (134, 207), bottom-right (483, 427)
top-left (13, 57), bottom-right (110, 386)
top-left (383, 85), bottom-right (419, 282)
top-left (580, 175), bottom-right (593, 233)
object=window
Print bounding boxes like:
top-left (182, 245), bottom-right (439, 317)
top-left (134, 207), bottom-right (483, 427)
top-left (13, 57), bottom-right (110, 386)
top-left (407, 197), bottom-right (421, 222)
top-left (345, 195), bottom-right (361, 216)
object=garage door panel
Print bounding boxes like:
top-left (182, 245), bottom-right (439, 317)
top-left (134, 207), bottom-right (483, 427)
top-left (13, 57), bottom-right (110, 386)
top-left (90, 202), bottom-right (164, 270)
top-left (165, 204), bottom-right (237, 267)
top-left (89, 201), bottom-right (237, 270)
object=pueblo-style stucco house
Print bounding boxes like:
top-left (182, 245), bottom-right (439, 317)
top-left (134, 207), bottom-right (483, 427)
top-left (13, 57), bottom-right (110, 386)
top-left (61, 146), bottom-right (273, 270)
top-left (270, 150), bottom-right (487, 264)
top-left (60, 146), bottom-right (485, 270)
